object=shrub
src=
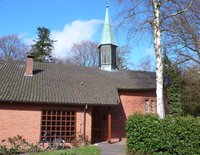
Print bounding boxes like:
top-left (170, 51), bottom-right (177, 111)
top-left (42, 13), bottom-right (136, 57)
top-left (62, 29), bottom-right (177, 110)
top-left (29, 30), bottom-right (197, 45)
top-left (70, 134), bottom-right (90, 147)
top-left (126, 113), bottom-right (200, 155)
top-left (0, 135), bottom-right (39, 154)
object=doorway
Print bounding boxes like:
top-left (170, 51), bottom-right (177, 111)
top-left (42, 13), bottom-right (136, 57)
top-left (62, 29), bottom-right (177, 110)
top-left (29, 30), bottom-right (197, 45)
top-left (91, 107), bottom-right (107, 143)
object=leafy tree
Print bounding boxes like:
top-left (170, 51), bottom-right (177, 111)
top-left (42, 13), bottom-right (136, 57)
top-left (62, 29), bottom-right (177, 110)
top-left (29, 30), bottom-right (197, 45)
top-left (31, 27), bottom-right (55, 62)
top-left (116, 0), bottom-right (194, 118)
top-left (163, 53), bottom-right (183, 115)
top-left (0, 34), bottom-right (27, 61)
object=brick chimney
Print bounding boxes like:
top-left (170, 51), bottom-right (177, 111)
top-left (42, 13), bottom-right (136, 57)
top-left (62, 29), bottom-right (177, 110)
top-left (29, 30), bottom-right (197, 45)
top-left (25, 54), bottom-right (34, 76)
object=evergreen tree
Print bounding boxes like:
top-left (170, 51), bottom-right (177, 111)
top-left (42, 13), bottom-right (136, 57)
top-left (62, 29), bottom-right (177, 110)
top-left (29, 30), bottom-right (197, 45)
top-left (163, 53), bottom-right (183, 116)
top-left (182, 66), bottom-right (200, 116)
top-left (31, 27), bottom-right (55, 62)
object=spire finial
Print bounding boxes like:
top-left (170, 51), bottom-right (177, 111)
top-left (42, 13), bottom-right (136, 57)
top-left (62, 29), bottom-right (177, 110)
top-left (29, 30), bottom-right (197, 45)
top-left (106, 0), bottom-right (109, 7)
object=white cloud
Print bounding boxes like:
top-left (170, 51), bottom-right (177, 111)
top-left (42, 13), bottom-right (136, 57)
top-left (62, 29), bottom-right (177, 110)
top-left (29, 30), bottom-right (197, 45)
top-left (52, 19), bottom-right (103, 58)
top-left (23, 38), bottom-right (34, 45)
top-left (19, 33), bottom-right (33, 46)
top-left (18, 33), bottom-right (27, 39)
top-left (20, 19), bottom-right (103, 58)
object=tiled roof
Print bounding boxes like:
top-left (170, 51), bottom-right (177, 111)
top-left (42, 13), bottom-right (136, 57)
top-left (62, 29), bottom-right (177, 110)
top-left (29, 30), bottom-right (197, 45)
top-left (0, 61), bottom-right (156, 105)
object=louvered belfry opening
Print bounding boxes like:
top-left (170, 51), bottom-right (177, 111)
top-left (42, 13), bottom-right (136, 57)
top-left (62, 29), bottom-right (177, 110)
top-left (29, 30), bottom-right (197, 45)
top-left (40, 110), bottom-right (76, 142)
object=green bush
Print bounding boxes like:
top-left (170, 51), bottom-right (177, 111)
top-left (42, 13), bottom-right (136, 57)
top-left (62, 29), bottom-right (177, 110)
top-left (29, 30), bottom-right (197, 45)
top-left (33, 146), bottom-right (100, 155)
top-left (126, 113), bottom-right (200, 155)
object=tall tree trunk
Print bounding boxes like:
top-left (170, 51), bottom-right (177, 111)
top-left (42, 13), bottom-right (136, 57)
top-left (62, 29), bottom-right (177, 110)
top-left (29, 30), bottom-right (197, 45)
top-left (152, 0), bottom-right (165, 118)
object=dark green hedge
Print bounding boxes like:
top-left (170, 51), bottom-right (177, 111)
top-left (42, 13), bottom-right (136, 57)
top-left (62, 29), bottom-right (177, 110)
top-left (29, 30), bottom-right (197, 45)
top-left (126, 113), bottom-right (200, 155)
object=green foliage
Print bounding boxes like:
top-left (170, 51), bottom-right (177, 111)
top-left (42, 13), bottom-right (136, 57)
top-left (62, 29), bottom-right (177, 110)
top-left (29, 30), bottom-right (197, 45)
top-left (163, 53), bottom-right (183, 116)
top-left (31, 27), bottom-right (55, 62)
top-left (126, 113), bottom-right (161, 154)
top-left (33, 146), bottom-right (100, 155)
top-left (126, 113), bottom-right (200, 155)
top-left (0, 136), bottom-right (98, 155)
top-left (181, 67), bottom-right (200, 116)
top-left (0, 135), bottom-right (39, 154)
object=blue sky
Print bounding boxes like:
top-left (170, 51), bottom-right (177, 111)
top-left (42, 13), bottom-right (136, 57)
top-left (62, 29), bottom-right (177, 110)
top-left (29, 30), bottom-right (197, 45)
top-left (0, 0), bottom-right (155, 69)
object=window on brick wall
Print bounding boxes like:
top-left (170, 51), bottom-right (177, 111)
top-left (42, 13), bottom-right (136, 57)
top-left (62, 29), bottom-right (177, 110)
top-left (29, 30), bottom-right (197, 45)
top-left (145, 100), bottom-right (149, 113)
top-left (41, 110), bottom-right (76, 142)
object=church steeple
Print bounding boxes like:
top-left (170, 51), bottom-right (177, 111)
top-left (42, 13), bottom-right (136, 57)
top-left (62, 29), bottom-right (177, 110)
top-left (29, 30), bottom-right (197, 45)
top-left (99, 3), bottom-right (118, 71)
top-left (100, 4), bottom-right (117, 46)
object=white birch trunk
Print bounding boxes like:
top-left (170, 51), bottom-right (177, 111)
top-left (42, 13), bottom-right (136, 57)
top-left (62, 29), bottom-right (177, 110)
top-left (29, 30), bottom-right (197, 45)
top-left (152, 0), bottom-right (165, 118)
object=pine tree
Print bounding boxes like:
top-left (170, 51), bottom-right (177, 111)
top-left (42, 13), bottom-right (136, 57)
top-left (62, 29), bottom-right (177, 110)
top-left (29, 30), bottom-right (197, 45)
top-left (31, 27), bottom-right (55, 62)
top-left (163, 53), bottom-right (183, 116)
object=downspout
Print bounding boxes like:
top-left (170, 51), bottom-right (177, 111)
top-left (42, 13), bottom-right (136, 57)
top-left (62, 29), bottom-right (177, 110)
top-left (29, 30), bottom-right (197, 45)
top-left (83, 104), bottom-right (88, 144)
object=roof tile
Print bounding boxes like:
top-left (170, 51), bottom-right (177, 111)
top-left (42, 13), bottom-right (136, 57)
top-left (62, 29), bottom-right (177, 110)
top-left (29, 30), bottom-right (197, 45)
top-left (0, 61), bottom-right (156, 105)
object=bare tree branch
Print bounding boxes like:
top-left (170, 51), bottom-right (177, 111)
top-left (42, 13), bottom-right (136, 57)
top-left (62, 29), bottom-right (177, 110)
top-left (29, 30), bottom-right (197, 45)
top-left (161, 0), bottom-right (194, 22)
top-left (179, 52), bottom-right (200, 64)
top-left (0, 35), bottom-right (27, 61)
top-left (163, 0), bottom-right (200, 65)
top-left (68, 41), bottom-right (99, 67)
top-left (116, 0), bottom-right (196, 118)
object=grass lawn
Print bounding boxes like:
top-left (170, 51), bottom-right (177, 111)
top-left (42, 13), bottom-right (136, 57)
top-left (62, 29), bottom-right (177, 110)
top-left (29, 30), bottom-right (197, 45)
top-left (33, 146), bottom-right (100, 155)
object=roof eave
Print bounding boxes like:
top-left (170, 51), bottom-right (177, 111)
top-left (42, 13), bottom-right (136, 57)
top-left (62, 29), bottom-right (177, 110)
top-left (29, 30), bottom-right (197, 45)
top-left (0, 99), bottom-right (118, 106)
top-left (117, 88), bottom-right (156, 91)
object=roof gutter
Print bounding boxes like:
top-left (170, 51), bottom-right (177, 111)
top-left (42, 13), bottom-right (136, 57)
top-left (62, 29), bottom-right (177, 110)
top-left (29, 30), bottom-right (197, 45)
top-left (0, 100), bottom-right (117, 106)
top-left (117, 88), bottom-right (156, 91)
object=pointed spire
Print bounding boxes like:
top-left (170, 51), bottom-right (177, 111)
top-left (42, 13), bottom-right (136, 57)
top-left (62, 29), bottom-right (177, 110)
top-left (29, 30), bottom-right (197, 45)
top-left (99, 2), bottom-right (117, 46)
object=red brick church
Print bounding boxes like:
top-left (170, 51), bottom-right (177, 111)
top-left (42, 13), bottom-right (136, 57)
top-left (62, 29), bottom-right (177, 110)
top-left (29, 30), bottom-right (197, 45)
top-left (0, 5), bottom-right (166, 144)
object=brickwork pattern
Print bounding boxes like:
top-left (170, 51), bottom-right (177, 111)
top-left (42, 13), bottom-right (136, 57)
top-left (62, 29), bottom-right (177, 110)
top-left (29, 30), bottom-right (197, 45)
top-left (111, 90), bottom-right (157, 140)
top-left (0, 103), bottom-right (91, 144)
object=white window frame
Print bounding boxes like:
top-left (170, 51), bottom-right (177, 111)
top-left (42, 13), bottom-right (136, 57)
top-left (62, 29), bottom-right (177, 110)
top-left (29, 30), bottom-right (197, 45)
top-left (151, 100), bottom-right (155, 113)
top-left (145, 100), bottom-right (149, 113)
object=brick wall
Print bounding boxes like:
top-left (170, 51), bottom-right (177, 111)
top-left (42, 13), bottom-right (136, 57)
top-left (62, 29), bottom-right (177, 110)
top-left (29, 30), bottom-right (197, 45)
top-left (0, 105), bottom-right (41, 144)
top-left (0, 89), bottom-right (167, 144)
top-left (119, 90), bottom-right (157, 116)
top-left (110, 89), bottom-right (157, 141)
top-left (76, 107), bottom-right (92, 141)
top-left (0, 103), bottom-right (91, 144)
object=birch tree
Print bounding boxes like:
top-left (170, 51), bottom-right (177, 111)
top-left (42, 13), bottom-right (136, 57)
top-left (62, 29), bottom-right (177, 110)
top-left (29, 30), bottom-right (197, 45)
top-left (117, 0), bottom-right (194, 118)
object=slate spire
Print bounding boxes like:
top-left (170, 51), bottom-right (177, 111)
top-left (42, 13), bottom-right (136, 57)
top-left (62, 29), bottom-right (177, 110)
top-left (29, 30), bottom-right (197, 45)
top-left (99, 3), bottom-right (118, 71)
